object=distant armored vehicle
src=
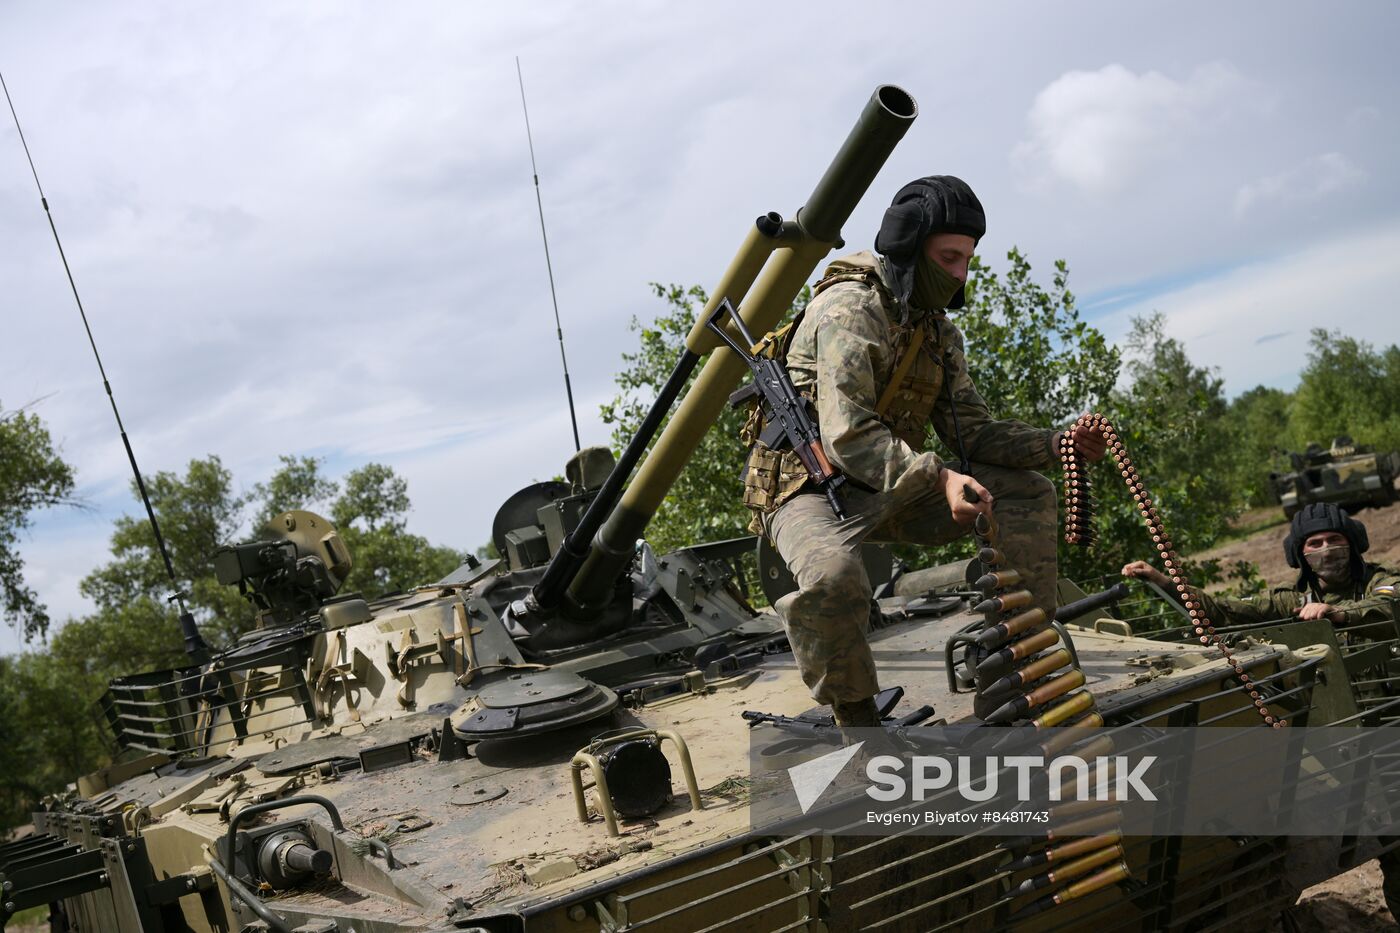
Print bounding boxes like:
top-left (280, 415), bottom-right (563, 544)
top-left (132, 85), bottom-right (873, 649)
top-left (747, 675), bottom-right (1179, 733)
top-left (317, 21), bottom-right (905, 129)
top-left (1270, 436), bottom-right (1400, 518)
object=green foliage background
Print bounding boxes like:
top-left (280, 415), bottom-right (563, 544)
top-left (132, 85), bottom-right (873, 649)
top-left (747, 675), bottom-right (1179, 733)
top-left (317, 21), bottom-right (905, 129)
top-left (598, 251), bottom-right (1386, 594)
top-left (0, 455), bottom-right (462, 828)
top-left (0, 405), bottom-right (77, 641)
top-left (5, 246), bottom-right (1399, 831)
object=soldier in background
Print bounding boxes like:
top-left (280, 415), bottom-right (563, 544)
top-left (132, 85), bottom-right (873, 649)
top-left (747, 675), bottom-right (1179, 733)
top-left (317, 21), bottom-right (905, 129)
top-left (740, 175), bottom-right (1106, 728)
top-left (1125, 502), bottom-right (1400, 920)
top-left (1122, 502), bottom-right (1399, 644)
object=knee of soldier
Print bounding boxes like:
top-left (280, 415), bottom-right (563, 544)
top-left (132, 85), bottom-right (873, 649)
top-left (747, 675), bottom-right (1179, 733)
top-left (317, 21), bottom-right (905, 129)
top-left (1025, 469), bottom-right (1056, 504)
top-left (996, 467), bottom-right (1055, 508)
top-left (799, 553), bottom-right (870, 614)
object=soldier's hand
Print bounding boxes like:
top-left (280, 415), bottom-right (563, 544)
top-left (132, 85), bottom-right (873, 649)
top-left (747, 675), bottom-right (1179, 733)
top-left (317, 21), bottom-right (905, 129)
top-left (944, 469), bottom-right (992, 526)
top-left (1122, 560), bottom-right (1170, 588)
top-left (1064, 424), bottom-right (1108, 462)
top-left (1296, 603), bottom-right (1343, 623)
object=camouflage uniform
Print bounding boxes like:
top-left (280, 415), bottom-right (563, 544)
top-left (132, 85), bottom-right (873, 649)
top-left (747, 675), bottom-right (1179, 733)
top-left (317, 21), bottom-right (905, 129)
top-left (752, 251), bottom-right (1059, 706)
top-left (1182, 557), bottom-right (1400, 916)
top-left (1184, 563), bottom-right (1400, 645)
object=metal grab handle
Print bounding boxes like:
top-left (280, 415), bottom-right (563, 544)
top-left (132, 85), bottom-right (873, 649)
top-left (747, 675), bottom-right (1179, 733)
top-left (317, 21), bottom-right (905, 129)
top-left (223, 794), bottom-right (345, 869)
top-left (705, 297), bottom-right (759, 352)
top-left (570, 728), bottom-right (703, 837)
top-left (366, 837), bottom-right (397, 870)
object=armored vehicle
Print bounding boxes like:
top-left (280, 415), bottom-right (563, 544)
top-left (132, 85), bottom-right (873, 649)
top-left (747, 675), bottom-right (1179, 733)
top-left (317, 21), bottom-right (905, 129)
top-left (4, 86), bottom-right (1400, 933)
top-left (1270, 436), bottom-right (1400, 518)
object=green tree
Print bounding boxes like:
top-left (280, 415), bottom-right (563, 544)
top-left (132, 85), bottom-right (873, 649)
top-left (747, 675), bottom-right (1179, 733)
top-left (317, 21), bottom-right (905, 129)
top-left (0, 403), bottom-right (78, 640)
top-left (0, 656), bottom-right (44, 827)
top-left (252, 455), bottom-right (339, 529)
top-left (80, 456), bottom-right (253, 649)
top-left (1291, 329), bottom-right (1400, 450)
top-left (599, 283), bottom-right (809, 553)
top-left (1065, 314), bottom-right (1239, 584)
top-left (957, 251), bottom-right (1120, 432)
top-left (1, 454), bottom-right (462, 830)
top-left (1225, 385), bottom-right (1296, 506)
top-left (0, 651), bottom-right (109, 829)
top-left (330, 463), bottom-right (464, 596)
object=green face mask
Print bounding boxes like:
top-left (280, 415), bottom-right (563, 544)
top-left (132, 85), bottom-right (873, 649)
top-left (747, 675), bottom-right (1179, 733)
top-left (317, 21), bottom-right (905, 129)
top-left (911, 256), bottom-right (963, 310)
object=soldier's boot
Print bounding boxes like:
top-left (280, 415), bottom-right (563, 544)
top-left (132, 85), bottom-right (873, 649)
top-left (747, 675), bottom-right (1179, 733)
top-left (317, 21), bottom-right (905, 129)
top-left (832, 696), bottom-right (881, 728)
top-left (832, 697), bottom-right (879, 747)
top-left (832, 696), bottom-right (916, 761)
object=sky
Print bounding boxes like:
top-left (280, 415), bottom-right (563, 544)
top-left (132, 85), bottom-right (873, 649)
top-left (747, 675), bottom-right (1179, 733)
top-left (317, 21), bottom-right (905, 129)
top-left (3, 2), bottom-right (1398, 655)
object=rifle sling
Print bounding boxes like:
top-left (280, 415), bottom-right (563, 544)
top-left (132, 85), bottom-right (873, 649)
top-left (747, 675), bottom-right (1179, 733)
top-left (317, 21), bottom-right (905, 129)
top-left (875, 324), bottom-right (926, 418)
top-left (748, 324), bottom-right (924, 450)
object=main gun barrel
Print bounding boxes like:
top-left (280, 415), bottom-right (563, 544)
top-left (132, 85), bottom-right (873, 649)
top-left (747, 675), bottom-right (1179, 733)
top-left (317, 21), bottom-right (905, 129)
top-left (559, 85), bottom-right (917, 615)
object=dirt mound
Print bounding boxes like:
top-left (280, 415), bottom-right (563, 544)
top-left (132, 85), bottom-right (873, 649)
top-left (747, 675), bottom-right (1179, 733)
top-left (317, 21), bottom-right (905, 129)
top-left (1196, 499), bottom-right (1400, 591)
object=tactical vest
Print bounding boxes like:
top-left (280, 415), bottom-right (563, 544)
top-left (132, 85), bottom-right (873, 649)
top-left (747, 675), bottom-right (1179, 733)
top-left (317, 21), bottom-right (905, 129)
top-left (739, 259), bottom-right (948, 532)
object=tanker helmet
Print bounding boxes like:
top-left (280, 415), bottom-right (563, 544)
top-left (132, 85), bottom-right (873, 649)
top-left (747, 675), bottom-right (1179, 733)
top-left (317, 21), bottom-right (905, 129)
top-left (1283, 501), bottom-right (1369, 591)
top-left (875, 175), bottom-right (985, 310)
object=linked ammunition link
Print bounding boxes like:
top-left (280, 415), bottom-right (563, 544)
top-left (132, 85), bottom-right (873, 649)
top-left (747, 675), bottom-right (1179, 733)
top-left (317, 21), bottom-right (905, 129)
top-left (1060, 412), bottom-right (1283, 727)
top-left (963, 479), bottom-right (1127, 919)
top-left (966, 498), bottom-right (1096, 731)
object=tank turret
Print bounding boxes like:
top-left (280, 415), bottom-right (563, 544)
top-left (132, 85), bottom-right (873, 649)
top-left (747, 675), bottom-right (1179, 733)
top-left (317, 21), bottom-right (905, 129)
top-left (213, 510), bottom-right (356, 629)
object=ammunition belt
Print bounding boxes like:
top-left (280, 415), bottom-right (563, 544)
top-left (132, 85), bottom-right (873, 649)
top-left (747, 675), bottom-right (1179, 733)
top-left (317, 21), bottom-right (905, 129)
top-left (962, 415), bottom-right (1287, 922)
top-left (1061, 412), bottom-right (1282, 726)
top-left (967, 492), bottom-right (1125, 921)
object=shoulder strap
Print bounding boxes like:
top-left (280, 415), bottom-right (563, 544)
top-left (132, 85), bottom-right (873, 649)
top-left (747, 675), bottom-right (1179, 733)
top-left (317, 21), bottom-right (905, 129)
top-left (750, 308), bottom-right (807, 362)
top-left (813, 264), bottom-right (879, 297)
top-left (874, 323), bottom-right (926, 417)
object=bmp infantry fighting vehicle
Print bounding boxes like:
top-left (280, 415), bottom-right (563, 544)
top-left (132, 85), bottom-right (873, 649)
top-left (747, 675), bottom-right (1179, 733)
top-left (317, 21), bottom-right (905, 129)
top-left (5, 85), bottom-right (1400, 933)
top-left (1270, 436), bottom-right (1400, 518)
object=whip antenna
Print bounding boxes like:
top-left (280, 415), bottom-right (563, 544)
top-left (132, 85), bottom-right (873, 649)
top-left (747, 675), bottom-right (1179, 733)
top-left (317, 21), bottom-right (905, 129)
top-left (516, 57), bottom-right (581, 452)
top-left (1, 69), bottom-right (210, 663)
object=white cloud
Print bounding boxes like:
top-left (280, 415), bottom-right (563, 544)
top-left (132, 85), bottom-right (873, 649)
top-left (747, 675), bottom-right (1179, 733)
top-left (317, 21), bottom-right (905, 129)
top-left (1014, 63), bottom-right (1253, 194)
top-left (1099, 222), bottom-right (1400, 394)
top-left (5, 1), bottom-right (1400, 655)
top-left (1233, 152), bottom-right (1367, 217)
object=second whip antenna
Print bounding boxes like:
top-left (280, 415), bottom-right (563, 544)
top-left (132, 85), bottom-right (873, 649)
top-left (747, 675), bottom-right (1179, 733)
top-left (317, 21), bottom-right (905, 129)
top-left (516, 57), bottom-right (581, 453)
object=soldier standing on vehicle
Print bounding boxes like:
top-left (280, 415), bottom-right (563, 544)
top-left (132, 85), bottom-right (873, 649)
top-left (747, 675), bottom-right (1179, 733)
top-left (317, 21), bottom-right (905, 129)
top-left (1122, 502), bottom-right (1400, 643)
top-left (740, 175), bottom-right (1106, 728)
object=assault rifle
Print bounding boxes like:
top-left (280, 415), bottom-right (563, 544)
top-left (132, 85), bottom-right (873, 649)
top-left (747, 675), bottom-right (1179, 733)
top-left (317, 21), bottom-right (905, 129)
top-left (741, 704), bottom-right (938, 740)
top-left (707, 298), bottom-right (847, 519)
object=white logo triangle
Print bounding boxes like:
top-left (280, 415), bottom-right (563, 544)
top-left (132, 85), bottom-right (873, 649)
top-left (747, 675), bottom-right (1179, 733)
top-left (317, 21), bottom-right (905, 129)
top-left (787, 741), bottom-right (864, 814)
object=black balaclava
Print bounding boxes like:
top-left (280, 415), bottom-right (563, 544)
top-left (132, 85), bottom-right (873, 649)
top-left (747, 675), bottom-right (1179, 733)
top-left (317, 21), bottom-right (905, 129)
top-left (874, 175), bottom-right (985, 316)
top-left (1282, 502), bottom-right (1370, 594)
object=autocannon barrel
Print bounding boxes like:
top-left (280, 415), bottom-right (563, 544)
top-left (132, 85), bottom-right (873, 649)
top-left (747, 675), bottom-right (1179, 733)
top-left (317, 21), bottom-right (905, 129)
top-left (1055, 582), bottom-right (1131, 624)
top-left (548, 85), bottom-right (916, 616)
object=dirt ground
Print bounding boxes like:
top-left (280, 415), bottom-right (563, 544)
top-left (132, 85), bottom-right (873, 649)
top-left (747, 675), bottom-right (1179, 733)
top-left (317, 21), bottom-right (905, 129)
top-left (1198, 496), bottom-right (1400, 593)
top-left (1201, 498), bottom-right (1400, 930)
top-left (1274, 859), bottom-right (1397, 931)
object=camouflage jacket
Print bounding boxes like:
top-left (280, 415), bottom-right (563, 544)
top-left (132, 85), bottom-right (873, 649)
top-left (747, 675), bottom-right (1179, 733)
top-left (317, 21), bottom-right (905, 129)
top-left (1190, 562), bottom-right (1400, 643)
top-left (785, 250), bottom-right (1058, 494)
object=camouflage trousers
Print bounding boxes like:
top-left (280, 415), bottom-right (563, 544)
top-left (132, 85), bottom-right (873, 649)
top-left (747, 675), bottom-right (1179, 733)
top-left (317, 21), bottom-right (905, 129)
top-left (764, 462), bottom-right (1058, 706)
